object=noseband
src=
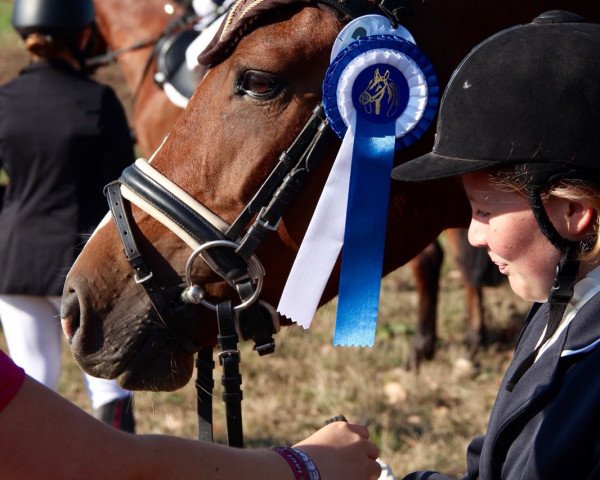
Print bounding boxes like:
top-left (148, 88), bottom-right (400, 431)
top-left (105, 0), bottom-right (410, 447)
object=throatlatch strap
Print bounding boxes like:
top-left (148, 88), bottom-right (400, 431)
top-left (217, 301), bottom-right (244, 448)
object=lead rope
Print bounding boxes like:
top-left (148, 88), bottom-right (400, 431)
top-left (217, 300), bottom-right (245, 447)
top-left (196, 347), bottom-right (215, 442)
top-left (194, 303), bottom-right (245, 447)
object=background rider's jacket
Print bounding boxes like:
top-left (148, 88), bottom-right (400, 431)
top-left (0, 59), bottom-right (134, 295)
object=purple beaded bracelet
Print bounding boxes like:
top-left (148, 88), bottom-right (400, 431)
top-left (272, 447), bottom-right (321, 480)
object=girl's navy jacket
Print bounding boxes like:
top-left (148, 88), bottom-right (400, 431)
top-left (404, 295), bottom-right (600, 479)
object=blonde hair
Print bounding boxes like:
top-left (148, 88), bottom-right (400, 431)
top-left (24, 33), bottom-right (68, 59)
top-left (490, 170), bottom-right (600, 262)
top-left (550, 184), bottom-right (600, 261)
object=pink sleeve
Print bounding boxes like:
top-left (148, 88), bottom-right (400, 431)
top-left (0, 349), bottom-right (25, 412)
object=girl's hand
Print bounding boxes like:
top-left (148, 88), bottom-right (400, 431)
top-left (293, 421), bottom-right (381, 480)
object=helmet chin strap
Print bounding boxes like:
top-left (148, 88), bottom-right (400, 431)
top-left (506, 189), bottom-right (581, 391)
top-left (527, 188), bottom-right (575, 252)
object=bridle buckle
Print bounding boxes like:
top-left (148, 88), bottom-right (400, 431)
top-left (134, 270), bottom-right (154, 284)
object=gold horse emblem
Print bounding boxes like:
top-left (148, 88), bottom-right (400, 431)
top-left (358, 68), bottom-right (401, 118)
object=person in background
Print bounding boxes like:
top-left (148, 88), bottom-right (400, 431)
top-left (0, 0), bottom-right (135, 430)
top-left (392, 11), bottom-right (600, 479)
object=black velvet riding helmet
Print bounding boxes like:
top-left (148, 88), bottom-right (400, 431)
top-left (391, 10), bottom-right (600, 189)
top-left (392, 10), bottom-right (600, 253)
top-left (12, 0), bottom-right (96, 70)
top-left (11, 0), bottom-right (95, 39)
top-left (391, 10), bottom-right (600, 391)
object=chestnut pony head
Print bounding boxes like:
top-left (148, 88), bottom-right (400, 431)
top-left (63, 0), bottom-right (599, 391)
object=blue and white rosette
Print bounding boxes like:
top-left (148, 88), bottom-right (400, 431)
top-left (278, 16), bottom-right (438, 347)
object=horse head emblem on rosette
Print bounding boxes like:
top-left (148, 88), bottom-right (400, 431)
top-left (358, 67), bottom-right (401, 117)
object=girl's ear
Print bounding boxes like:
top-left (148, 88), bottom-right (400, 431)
top-left (547, 197), bottom-right (595, 242)
top-left (565, 200), bottom-right (595, 240)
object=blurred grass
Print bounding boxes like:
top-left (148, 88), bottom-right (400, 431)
top-left (0, 29), bottom-right (531, 478)
top-left (0, 1), bottom-right (26, 90)
top-left (0, 1), bottom-right (23, 185)
top-left (0, 1), bottom-right (13, 38)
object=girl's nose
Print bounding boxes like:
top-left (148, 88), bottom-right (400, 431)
top-left (467, 219), bottom-right (487, 248)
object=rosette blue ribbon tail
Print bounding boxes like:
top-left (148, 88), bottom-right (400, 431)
top-left (334, 120), bottom-right (395, 346)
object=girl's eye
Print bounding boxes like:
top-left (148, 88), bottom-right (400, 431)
top-left (236, 71), bottom-right (281, 99)
top-left (474, 209), bottom-right (490, 220)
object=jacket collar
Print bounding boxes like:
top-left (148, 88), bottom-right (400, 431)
top-left (559, 290), bottom-right (600, 356)
top-left (21, 59), bottom-right (85, 78)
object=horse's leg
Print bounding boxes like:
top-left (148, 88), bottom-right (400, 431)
top-left (444, 228), bottom-right (486, 359)
top-left (464, 282), bottom-right (484, 359)
top-left (408, 239), bottom-right (443, 369)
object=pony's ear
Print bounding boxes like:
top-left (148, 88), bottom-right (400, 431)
top-left (374, 67), bottom-right (381, 78)
top-left (383, 70), bottom-right (390, 80)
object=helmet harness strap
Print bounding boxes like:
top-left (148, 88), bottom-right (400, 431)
top-left (506, 189), bottom-right (581, 391)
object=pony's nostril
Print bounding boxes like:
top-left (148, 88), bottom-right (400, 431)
top-left (60, 289), bottom-right (81, 341)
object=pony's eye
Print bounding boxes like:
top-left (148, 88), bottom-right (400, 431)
top-left (237, 71), bottom-right (281, 99)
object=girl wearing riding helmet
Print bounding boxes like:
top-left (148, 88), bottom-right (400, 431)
top-left (0, 0), bottom-right (136, 429)
top-left (392, 10), bottom-right (600, 480)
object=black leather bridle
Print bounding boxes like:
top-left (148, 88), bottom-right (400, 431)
top-left (105, 0), bottom-right (410, 447)
top-left (106, 103), bottom-right (334, 446)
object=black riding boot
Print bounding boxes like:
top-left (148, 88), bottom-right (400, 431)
top-left (94, 394), bottom-right (136, 433)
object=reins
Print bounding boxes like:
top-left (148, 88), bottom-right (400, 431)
top-left (85, 36), bottom-right (157, 69)
top-left (86, 12), bottom-right (199, 107)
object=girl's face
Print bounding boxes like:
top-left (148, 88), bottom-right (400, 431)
top-left (462, 172), bottom-right (562, 302)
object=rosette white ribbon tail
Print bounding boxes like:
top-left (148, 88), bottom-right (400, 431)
top-left (277, 119), bottom-right (356, 328)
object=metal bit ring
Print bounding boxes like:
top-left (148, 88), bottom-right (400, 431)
top-left (183, 240), bottom-right (264, 312)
